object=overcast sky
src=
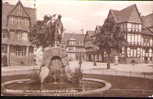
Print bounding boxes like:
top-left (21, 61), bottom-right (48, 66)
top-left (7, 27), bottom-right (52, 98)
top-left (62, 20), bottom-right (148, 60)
top-left (3, 0), bottom-right (153, 33)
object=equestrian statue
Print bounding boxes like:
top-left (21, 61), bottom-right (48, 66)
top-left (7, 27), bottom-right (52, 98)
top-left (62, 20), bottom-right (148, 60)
top-left (30, 14), bottom-right (82, 89)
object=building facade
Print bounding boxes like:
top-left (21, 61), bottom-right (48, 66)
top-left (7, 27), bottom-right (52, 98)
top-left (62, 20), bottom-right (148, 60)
top-left (2, 1), bottom-right (36, 66)
top-left (102, 4), bottom-right (153, 63)
top-left (62, 33), bottom-right (85, 61)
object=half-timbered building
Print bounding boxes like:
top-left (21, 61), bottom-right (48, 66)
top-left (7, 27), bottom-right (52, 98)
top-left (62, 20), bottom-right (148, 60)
top-left (62, 33), bottom-right (85, 61)
top-left (103, 4), bottom-right (153, 63)
top-left (2, 1), bottom-right (36, 66)
top-left (84, 28), bottom-right (106, 62)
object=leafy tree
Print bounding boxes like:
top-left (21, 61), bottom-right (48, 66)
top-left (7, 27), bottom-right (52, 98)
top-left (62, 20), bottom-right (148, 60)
top-left (29, 19), bottom-right (49, 48)
top-left (95, 20), bottom-right (127, 69)
top-left (29, 15), bottom-right (64, 48)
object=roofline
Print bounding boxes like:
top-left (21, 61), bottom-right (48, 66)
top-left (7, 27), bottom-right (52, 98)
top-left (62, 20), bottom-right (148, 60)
top-left (121, 4), bottom-right (136, 11)
top-left (142, 12), bottom-right (153, 17)
top-left (8, 0), bottom-right (30, 18)
top-left (108, 4), bottom-right (142, 24)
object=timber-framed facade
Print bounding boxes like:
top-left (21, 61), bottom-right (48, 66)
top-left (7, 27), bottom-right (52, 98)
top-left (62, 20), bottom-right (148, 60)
top-left (84, 4), bottom-right (153, 63)
top-left (2, 1), bottom-right (36, 66)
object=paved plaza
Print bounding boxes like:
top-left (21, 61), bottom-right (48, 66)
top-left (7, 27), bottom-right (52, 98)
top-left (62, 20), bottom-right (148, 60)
top-left (2, 61), bottom-right (153, 97)
top-left (70, 61), bottom-right (153, 73)
top-left (2, 61), bottom-right (153, 77)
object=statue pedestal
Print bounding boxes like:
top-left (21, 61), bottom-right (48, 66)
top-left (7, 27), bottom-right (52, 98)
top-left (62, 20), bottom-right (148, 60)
top-left (36, 46), bottom-right (83, 90)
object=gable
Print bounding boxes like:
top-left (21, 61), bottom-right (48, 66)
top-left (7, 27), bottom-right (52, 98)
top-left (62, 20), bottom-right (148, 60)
top-left (2, 2), bottom-right (36, 29)
top-left (106, 10), bottom-right (116, 23)
top-left (127, 5), bottom-right (141, 23)
top-left (142, 13), bottom-right (153, 28)
top-left (109, 4), bottom-right (142, 24)
top-left (2, 3), bottom-right (14, 29)
top-left (9, 1), bottom-right (29, 18)
top-left (63, 33), bottom-right (85, 43)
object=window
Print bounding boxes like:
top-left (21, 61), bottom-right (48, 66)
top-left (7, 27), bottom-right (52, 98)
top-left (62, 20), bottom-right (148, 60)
top-left (29, 47), bottom-right (34, 56)
top-left (149, 49), bottom-right (152, 57)
top-left (8, 16), bottom-right (13, 25)
top-left (137, 35), bottom-right (141, 45)
top-left (25, 19), bottom-right (27, 25)
top-left (121, 47), bottom-right (125, 56)
top-left (22, 32), bottom-right (28, 41)
top-left (127, 23), bottom-right (141, 32)
top-left (13, 17), bottom-right (15, 24)
top-left (127, 34), bottom-right (131, 43)
top-left (1, 45), bottom-right (7, 53)
top-left (2, 31), bottom-right (8, 39)
top-left (130, 48), bottom-right (133, 57)
top-left (19, 19), bottom-right (21, 24)
top-left (127, 47), bottom-right (130, 57)
top-left (132, 34), bottom-right (135, 44)
top-left (17, 32), bottom-right (23, 40)
top-left (135, 24), bottom-right (139, 32)
top-left (139, 25), bottom-right (142, 32)
top-left (68, 47), bottom-right (73, 51)
top-left (16, 18), bottom-right (18, 24)
top-left (16, 46), bottom-right (26, 56)
top-left (120, 24), bottom-right (123, 31)
top-left (11, 17), bottom-right (13, 24)
top-left (17, 32), bottom-right (28, 41)
top-left (123, 23), bottom-right (127, 31)
top-left (24, 18), bottom-right (30, 27)
top-left (137, 48), bottom-right (140, 57)
top-left (69, 40), bottom-right (76, 46)
top-left (127, 23), bottom-right (132, 32)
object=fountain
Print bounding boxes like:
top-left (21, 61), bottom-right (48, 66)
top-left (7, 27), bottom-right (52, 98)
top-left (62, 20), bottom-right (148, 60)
top-left (1, 14), bottom-right (111, 96)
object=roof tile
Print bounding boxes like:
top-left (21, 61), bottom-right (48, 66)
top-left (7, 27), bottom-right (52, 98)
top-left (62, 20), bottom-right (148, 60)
top-left (110, 4), bottom-right (141, 23)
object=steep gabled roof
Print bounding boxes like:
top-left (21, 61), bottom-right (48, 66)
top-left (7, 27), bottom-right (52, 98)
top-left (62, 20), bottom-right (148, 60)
top-left (110, 4), bottom-right (141, 23)
top-left (2, 2), bottom-right (36, 29)
top-left (2, 2), bottom-right (14, 29)
top-left (109, 9), bottom-right (120, 22)
top-left (62, 33), bottom-right (85, 44)
top-left (141, 13), bottom-right (153, 35)
top-left (141, 13), bottom-right (153, 28)
top-left (142, 28), bottom-right (153, 36)
top-left (84, 30), bottom-right (96, 48)
top-left (9, 1), bottom-right (30, 17)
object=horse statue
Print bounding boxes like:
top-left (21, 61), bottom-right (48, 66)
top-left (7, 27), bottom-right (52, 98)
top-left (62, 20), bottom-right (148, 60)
top-left (44, 14), bottom-right (64, 47)
top-left (31, 14), bottom-right (82, 90)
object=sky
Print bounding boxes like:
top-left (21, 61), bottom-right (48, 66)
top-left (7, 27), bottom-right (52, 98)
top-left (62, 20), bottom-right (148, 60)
top-left (3, 0), bottom-right (153, 33)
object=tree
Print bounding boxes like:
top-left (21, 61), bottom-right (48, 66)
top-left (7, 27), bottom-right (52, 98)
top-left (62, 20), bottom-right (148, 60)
top-left (95, 21), bottom-right (128, 69)
top-left (29, 19), bottom-right (49, 48)
top-left (29, 14), bottom-right (64, 48)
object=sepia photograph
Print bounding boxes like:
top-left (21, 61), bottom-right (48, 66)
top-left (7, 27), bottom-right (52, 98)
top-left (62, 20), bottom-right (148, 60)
top-left (1, 0), bottom-right (153, 97)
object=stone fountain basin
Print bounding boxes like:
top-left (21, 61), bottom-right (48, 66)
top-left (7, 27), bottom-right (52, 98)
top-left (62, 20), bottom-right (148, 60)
top-left (2, 78), bottom-right (111, 96)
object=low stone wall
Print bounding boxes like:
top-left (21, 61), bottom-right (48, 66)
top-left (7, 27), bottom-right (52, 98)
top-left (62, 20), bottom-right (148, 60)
top-left (1, 78), bottom-right (112, 96)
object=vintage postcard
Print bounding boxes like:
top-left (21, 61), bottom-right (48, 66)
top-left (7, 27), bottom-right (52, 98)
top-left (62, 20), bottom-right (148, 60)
top-left (1, 0), bottom-right (153, 97)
